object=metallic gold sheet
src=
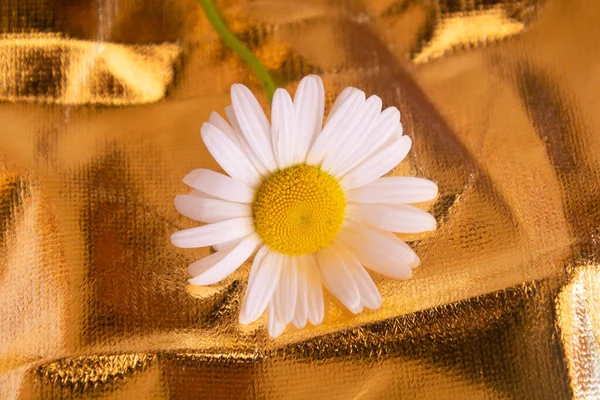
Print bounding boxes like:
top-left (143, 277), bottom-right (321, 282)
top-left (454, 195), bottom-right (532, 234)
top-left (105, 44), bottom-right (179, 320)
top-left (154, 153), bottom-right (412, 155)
top-left (0, 0), bottom-right (599, 398)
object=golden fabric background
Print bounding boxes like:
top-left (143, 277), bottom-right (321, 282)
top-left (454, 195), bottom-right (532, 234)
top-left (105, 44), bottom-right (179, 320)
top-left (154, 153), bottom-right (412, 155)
top-left (0, 0), bottom-right (599, 398)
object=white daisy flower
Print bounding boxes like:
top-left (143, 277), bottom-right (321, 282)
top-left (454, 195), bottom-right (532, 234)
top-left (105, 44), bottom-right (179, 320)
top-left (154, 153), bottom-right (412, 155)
top-left (171, 75), bottom-right (438, 337)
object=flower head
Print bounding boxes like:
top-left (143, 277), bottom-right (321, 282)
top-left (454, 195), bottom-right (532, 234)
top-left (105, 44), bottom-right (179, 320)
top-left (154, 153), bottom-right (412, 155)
top-left (171, 75), bottom-right (438, 337)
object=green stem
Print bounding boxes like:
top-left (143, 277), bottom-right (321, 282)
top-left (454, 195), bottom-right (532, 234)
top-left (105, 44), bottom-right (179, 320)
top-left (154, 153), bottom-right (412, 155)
top-left (198, 0), bottom-right (276, 103)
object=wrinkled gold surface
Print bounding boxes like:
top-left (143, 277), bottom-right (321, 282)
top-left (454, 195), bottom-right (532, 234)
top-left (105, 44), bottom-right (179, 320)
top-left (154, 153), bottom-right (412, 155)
top-left (0, 34), bottom-right (181, 105)
top-left (0, 0), bottom-right (599, 398)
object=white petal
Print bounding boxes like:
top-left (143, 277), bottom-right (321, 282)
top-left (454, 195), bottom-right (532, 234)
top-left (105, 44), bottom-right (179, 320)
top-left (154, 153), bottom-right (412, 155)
top-left (332, 242), bottom-right (382, 310)
top-left (225, 105), bottom-right (269, 176)
top-left (182, 169), bottom-right (255, 203)
top-left (346, 177), bottom-right (438, 204)
top-left (208, 111), bottom-right (239, 145)
top-left (315, 245), bottom-right (360, 311)
top-left (327, 87), bottom-right (358, 121)
top-left (314, 78), bottom-right (325, 140)
top-left (170, 217), bottom-right (254, 249)
top-left (247, 245), bottom-right (269, 287)
top-left (346, 203), bottom-right (437, 233)
top-left (337, 221), bottom-right (418, 280)
top-left (340, 136), bottom-right (412, 191)
top-left (213, 237), bottom-right (243, 252)
top-left (333, 107), bottom-right (401, 177)
top-left (188, 251), bottom-right (227, 277)
top-left (187, 189), bottom-right (214, 198)
top-left (239, 251), bottom-right (282, 324)
top-left (307, 90), bottom-right (365, 165)
top-left (393, 120), bottom-right (404, 138)
top-left (291, 258), bottom-right (308, 329)
top-left (272, 255), bottom-right (298, 324)
top-left (175, 194), bottom-right (251, 223)
top-left (349, 304), bottom-right (364, 314)
top-left (271, 88), bottom-right (296, 169)
top-left (292, 75), bottom-right (325, 163)
top-left (305, 255), bottom-right (324, 325)
top-left (268, 300), bottom-right (286, 338)
top-left (201, 123), bottom-right (262, 188)
top-left (321, 95), bottom-right (382, 174)
top-left (188, 234), bottom-right (262, 285)
top-left (230, 84), bottom-right (278, 172)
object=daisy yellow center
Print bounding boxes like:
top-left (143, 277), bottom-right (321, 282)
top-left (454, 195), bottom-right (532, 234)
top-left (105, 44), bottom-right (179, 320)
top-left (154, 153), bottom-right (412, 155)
top-left (253, 164), bottom-right (346, 256)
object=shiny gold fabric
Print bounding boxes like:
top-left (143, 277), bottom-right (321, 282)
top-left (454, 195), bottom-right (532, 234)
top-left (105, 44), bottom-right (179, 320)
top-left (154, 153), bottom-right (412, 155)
top-left (0, 0), bottom-right (599, 398)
